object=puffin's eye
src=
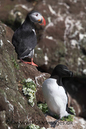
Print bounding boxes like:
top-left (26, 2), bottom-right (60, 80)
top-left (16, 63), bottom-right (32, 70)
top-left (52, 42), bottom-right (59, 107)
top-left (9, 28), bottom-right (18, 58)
top-left (36, 14), bottom-right (38, 16)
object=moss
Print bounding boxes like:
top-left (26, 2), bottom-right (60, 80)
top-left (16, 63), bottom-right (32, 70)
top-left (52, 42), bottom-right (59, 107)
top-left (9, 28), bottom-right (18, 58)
top-left (11, 56), bottom-right (19, 70)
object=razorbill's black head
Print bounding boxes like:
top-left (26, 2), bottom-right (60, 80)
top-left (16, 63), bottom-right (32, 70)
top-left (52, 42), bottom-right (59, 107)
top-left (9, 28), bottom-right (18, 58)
top-left (51, 64), bottom-right (73, 78)
top-left (42, 64), bottom-right (74, 119)
top-left (51, 64), bottom-right (73, 86)
top-left (12, 10), bottom-right (46, 66)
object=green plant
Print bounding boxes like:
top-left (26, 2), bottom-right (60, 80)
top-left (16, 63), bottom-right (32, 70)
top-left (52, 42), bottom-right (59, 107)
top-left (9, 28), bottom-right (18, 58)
top-left (38, 103), bottom-right (48, 113)
top-left (25, 124), bottom-right (51, 129)
top-left (61, 107), bottom-right (75, 122)
top-left (38, 103), bottom-right (75, 122)
top-left (22, 78), bottom-right (37, 107)
top-left (61, 115), bottom-right (74, 122)
top-left (69, 107), bottom-right (76, 115)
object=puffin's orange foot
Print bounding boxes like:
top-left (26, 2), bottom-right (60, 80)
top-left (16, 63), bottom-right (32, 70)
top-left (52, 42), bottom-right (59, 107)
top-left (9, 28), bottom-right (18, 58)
top-left (31, 62), bottom-right (38, 67)
top-left (20, 59), bottom-right (38, 67)
top-left (26, 61), bottom-right (38, 67)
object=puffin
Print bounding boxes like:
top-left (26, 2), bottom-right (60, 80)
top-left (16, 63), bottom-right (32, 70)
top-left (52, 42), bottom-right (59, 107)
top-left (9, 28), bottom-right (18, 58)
top-left (12, 10), bottom-right (46, 66)
top-left (42, 64), bottom-right (74, 119)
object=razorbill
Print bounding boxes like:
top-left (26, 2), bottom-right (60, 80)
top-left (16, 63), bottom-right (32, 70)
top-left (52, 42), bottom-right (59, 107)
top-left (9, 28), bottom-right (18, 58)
top-left (42, 64), bottom-right (74, 119)
top-left (12, 10), bottom-right (46, 66)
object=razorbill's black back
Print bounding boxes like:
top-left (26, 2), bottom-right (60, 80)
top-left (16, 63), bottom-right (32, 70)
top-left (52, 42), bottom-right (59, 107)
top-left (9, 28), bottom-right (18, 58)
top-left (42, 64), bottom-right (74, 118)
top-left (12, 10), bottom-right (46, 66)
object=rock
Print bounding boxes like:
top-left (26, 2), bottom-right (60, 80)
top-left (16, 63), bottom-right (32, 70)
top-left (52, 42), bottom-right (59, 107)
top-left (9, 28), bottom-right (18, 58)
top-left (0, 21), bottom-right (49, 128)
top-left (33, 0), bottom-right (86, 75)
top-left (63, 76), bottom-right (86, 118)
top-left (0, 0), bottom-right (34, 20)
top-left (1, 0), bottom-right (86, 75)
top-left (0, 0), bottom-right (35, 30)
top-left (46, 115), bottom-right (86, 129)
top-left (0, 1), bottom-right (86, 128)
top-left (0, 20), bottom-right (86, 129)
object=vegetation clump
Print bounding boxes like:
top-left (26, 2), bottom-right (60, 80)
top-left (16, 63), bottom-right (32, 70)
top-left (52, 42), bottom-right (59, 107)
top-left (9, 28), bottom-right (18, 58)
top-left (25, 124), bottom-right (51, 129)
top-left (38, 103), bottom-right (75, 122)
top-left (38, 103), bottom-right (48, 113)
top-left (22, 78), bottom-right (37, 107)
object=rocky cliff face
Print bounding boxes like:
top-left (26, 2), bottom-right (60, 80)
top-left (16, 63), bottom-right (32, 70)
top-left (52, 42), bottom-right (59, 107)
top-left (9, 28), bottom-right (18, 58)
top-left (1, 0), bottom-right (86, 75)
top-left (0, 0), bottom-right (86, 129)
top-left (0, 21), bottom-right (86, 129)
top-left (33, 0), bottom-right (86, 74)
top-left (0, 21), bottom-right (49, 129)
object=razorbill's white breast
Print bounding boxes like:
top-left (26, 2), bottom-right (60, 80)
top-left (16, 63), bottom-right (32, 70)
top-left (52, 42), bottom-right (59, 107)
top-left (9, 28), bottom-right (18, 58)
top-left (42, 64), bottom-right (74, 119)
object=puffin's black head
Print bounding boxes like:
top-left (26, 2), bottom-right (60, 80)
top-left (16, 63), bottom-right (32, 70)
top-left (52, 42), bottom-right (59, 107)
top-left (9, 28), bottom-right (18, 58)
top-left (26, 10), bottom-right (46, 26)
top-left (51, 64), bottom-right (73, 78)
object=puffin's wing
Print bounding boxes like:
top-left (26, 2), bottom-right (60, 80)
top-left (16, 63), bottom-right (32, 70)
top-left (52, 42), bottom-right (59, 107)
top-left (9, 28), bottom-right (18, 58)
top-left (12, 27), bottom-right (37, 58)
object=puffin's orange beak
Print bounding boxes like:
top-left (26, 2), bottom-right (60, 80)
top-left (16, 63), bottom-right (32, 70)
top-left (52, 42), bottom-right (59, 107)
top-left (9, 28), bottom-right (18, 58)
top-left (40, 16), bottom-right (46, 26)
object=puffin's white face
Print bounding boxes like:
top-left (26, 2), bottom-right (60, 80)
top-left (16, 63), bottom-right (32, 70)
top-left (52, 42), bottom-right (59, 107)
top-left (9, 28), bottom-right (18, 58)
top-left (29, 11), bottom-right (46, 26)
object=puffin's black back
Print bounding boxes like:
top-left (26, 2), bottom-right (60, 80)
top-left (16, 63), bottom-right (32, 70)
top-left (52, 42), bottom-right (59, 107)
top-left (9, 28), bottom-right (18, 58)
top-left (12, 12), bottom-right (37, 59)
